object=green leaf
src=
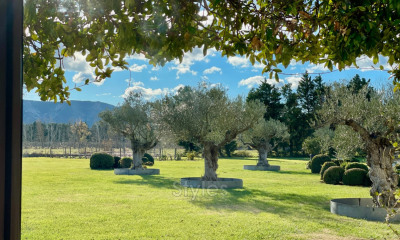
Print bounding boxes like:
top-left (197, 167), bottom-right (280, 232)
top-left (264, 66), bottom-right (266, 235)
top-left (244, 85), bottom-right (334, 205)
top-left (274, 72), bottom-right (279, 82)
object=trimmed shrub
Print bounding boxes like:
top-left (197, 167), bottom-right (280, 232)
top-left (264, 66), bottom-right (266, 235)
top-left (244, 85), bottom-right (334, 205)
top-left (343, 168), bottom-right (368, 186)
top-left (320, 162), bottom-right (337, 179)
top-left (323, 166), bottom-right (345, 184)
top-left (345, 162), bottom-right (368, 172)
top-left (113, 156), bottom-right (121, 168)
top-left (90, 153), bottom-right (114, 170)
top-left (306, 160), bottom-right (311, 169)
top-left (119, 157), bottom-right (133, 168)
top-left (233, 150), bottom-right (252, 158)
top-left (142, 153), bottom-right (155, 165)
top-left (310, 154), bottom-right (331, 173)
top-left (186, 151), bottom-right (196, 160)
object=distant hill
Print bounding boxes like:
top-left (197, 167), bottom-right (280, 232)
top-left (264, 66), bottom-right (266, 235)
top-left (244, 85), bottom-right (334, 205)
top-left (23, 100), bottom-right (114, 126)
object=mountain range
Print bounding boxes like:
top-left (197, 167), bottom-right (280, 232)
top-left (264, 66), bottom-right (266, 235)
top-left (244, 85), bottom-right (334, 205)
top-left (23, 100), bottom-right (114, 126)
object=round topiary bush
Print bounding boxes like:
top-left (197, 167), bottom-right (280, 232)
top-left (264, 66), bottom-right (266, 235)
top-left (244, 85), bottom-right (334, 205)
top-left (142, 153), bottom-right (154, 165)
top-left (310, 154), bottom-right (331, 173)
top-left (320, 162), bottom-right (337, 179)
top-left (90, 153), bottom-right (114, 170)
top-left (342, 168), bottom-right (368, 186)
top-left (323, 166), bottom-right (345, 184)
top-left (119, 157), bottom-right (133, 168)
top-left (113, 156), bottom-right (121, 168)
top-left (345, 162), bottom-right (368, 172)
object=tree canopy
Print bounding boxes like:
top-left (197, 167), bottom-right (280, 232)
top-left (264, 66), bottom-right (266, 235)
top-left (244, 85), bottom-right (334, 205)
top-left (318, 83), bottom-right (400, 207)
top-left (99, 92), bottom-right (158, 168)
top-left (154, 84), bottom-right (264, 180)
top-left (24, 0), bottom-right (400, 102)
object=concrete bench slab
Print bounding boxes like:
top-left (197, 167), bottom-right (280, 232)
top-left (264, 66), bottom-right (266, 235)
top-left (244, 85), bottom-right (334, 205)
top-left (243, 165), bottom-right (280, 171)
top-left (180, 177), bottom-right (243, 189)
top-left (330, 198), bottom-right (400, 222)
top-left (114, 168), bottom-right (160, 175)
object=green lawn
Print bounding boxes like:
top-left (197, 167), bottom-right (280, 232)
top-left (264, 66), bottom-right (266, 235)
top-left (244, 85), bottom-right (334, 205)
top-left (22, 157), bottom-right (398, 239)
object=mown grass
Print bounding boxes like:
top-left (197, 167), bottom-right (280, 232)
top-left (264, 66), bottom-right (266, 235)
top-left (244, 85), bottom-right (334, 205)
top-left (22, 157), bottom-right (398, 239)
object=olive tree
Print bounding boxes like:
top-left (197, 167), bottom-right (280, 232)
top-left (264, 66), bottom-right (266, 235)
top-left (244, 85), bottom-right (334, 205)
top-left (332, 125), bottom-right (365, 160)
top-left (241, 119), bottom-right (289, 167)
top-left (155, 84), bottom-right (264, 181)
top-left (99, 93), bottom-right (158, 169)
top-left (318, 83), bottom-right (400, 207)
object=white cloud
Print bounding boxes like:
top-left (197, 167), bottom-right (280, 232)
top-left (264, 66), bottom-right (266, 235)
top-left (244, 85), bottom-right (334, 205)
top-left (170, 47), bottom-right (216, 79)
top-left (201, 76), bottom-right (209, 81)
top-left (150, 76), bottom-right (159, 81)
top-left (353, 55), bottom-right (395, 71)
top-left (122, 84), bottom-right (185, 100)
top-left (210, 83), bottom-right (222, 88)
top-left (72, 72), bottom-right (95, 84)
top-left (129, 64), bottom-right (147, 72)
top-left (170, 65), bottom-right (197, 79)
top-left (174, 48), bottom-right (215, 66)
top-left (124, 79), bottom-right (144, 87)
top-left (203, 66), bottom-right (222, 75)
top-left (151, 66), bottom-right (161, 71)
top-left (285, 76), bottom-right (302, 89)
top-left (96, 93), bottom-right (111, 96)
top-left (227, 56), bottom-right (249, 68)
top-left (126, 53), bottom-right (147, 61)
top-left (64, 52), bottom-right (94, 74)
top-left (238, 76), bottom-right (283, 89)
top-left (306, 63), bottom-right (330, 73)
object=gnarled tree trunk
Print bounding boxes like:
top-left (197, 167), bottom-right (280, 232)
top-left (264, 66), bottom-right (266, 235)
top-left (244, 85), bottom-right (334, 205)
top-left (256, 147), bottom-right (270, 167)
top-left (203, 143), bottom-right (219, 181)
top-left (346, 119), bottom-right (398, 207)
top-left (367, 141), bottom-right (397, 207)
top-left (131, 148), bottom-right (145, 169)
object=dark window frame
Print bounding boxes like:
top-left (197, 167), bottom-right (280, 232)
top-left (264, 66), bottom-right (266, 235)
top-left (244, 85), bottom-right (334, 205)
top-left (0, 0), bottom-right (23, 239)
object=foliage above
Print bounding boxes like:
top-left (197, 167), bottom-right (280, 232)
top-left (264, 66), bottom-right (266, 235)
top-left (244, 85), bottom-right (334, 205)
top-left (318, 83), bottom-right (400, 141)
top-left (241, 119), bottom-right (289, 150)
top-left (99, 92), bottom-right (158, 150)
top-left (154, 84), bottom-right (264, 147)
top-left (24, 0), bottom-right (400, 102)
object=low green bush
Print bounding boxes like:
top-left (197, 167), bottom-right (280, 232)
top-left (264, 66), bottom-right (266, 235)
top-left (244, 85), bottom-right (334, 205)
top-left (323, 166), bottom-right (344, 184)
top-left (232, 150), bottom-right (252, 158)
top-left (142, 153), bottom-right (155, 165)
top-left (310, 154), bottom-right (331, 173)
top-left (90, 153), bottom-right (114, 170)
top-left (342, 168), bottom-right (367, 186)
top-left (113, 156), bottom-right (121, 168)
top-left (186, 151), bottom-right (196, 160)
top-left (306, 160), bottom-right (311, 170)
top-left (119, 157), bottom-right (133, 168)
top-left (345, 162), bottom-right (368, 172)
top-left (320, 162), bottom-right (337, 179)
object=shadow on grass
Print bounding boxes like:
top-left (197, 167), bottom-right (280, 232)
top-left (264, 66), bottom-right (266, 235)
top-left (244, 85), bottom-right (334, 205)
top-left (189, 187), bottom-right (339, 222)
top-left (276, 170), bottom-right (314, 176)
top-left (113, 175), bottom-right (179, 190)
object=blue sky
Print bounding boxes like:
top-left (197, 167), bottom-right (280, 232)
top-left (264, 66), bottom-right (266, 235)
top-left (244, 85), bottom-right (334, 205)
top-left (23, 47), bottom-right (393, 106)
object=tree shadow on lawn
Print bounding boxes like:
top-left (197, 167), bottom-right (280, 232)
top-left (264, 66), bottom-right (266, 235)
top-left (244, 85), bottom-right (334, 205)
top-left (113, 175), bottom-right (179, 190)
top-left (190, 187), bottom-right (339, 222)
top-left (276, 170), bottom-right (314, 176)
